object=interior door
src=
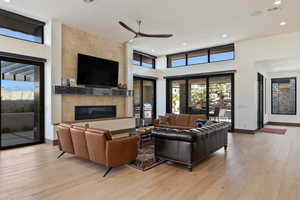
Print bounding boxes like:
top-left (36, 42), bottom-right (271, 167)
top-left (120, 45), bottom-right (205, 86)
top-left (133, 79), bottom-right (142, 127)
top-left (0, 57), bottom-right (44, 149)
top-left (133, 77), bottom-right (156, 127)
top-left (257, 73), bottom-right (264, 129)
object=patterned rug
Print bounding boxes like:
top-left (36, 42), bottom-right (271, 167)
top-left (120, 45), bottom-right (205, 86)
top-left (260, 128), bottom-right (287, 135)
top-left (130, 143), bottom-right (165, 171)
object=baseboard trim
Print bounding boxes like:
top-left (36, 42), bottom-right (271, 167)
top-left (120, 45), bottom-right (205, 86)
top-left (233, 129), bottom-right (257, 134)
top-left (45, 139), bottom-right (59, 146)
top-left (267, 122), bottom-right (300, 127)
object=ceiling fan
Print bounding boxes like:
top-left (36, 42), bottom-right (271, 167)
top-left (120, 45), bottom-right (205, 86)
top-left (119, 20), bottom-right (173, 41)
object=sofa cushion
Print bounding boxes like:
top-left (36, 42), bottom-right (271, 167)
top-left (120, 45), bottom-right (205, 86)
top-left (70, 128), bottom-right (90, 160)
top-left (85, 131), bottom-right (107, 165)
top-left (86, 128), bottom-right (112, 140)
top-left (188, 114), bottom-right (208, 127)
top-left (173, 114), bottom-right (190, 126)
top-left (158, 115), bottom-right (169, 125)
top-left (57, 125), bottom-right (74, 154)
top-left (166, 113), bottom-right (177, 125)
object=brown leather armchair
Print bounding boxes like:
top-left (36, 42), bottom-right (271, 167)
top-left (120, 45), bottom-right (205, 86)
top-left (56, 123), bottom-right (139, 177)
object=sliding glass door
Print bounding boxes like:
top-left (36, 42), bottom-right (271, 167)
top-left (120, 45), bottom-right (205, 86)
top-left (208, 76), bottom-right (233, 123)
top-left (188, 78), bottom-right (207, 114)
top-left (133, 77), bottom-right (156, 127)
top-left (0, 57), bottom-right (44, 149)
top-left (169, 80), bottom-right (186, 114)
top-left (167, 74), bottom-right (234, 130)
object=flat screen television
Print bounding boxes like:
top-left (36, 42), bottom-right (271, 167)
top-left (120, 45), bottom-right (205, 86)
top-left (77, 54), bottom-right (119, 87)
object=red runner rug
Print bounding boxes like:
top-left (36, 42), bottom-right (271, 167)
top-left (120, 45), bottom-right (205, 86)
top-left (260, 128), bottom-right (287, 135)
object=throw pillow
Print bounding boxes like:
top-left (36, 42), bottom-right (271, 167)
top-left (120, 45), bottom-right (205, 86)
top-left (196, 120), bottom-right (207, 128)
top-left (159, 115), bottom-right (169, 124)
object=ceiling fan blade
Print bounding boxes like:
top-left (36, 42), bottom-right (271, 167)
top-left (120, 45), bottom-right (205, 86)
top-left (119, 21), bottom-right (137, 34)
top-left (138, 32), bottom-right (173, 38)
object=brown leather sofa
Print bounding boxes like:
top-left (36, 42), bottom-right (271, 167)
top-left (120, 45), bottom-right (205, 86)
top-left (56, 123), bottom-right (139, 177)
top-left (154, 113), bottom-right (208, 130)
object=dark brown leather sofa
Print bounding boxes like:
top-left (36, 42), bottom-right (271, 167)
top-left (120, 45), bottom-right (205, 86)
top-left (154, 113), bottom-right (208, 130)
top-left (152, 122), bottom-right (230, 171)
top-left (56, 123), bottom-right (139, 177)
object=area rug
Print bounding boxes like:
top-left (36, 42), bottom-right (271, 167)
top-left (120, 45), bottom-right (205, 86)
top-left (130, 144), bottom-right (165, 171)
top-left (260, 128), bottom-right (287, 135)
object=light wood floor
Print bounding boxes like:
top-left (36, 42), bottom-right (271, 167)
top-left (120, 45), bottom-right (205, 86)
top-left (1, 125), bottom-right (300, 200)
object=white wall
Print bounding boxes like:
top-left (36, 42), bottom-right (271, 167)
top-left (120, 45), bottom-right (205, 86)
top-left (131, 30), bottom-right (300, 131)
top-left (235, 31), bottom-right (300, 130)
top-left (44, 20), bottom-right (62, 140)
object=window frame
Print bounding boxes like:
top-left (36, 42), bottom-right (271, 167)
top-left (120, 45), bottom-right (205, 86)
top-left (167, 52), bottom-right (187, 68)
top-left (271, 77), bottom-right (297, 115)
top-left (0, 9), bottom-right (45, 44)
top-left (132, 50), bottom-right (156, 69)
top-left (167, 44), bottom-right (235, 68)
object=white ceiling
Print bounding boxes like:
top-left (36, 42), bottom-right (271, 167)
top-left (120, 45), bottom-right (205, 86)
top-left (257, 57), bottom-right (300, 73)
top-left (1, 0), bottom-right (300, 56)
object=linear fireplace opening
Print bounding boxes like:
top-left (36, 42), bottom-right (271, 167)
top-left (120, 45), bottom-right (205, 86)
top-left (75, 105), bottom-right (116, 120)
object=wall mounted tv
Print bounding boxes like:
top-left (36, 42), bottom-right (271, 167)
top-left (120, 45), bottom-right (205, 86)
top-left (77, 54), bottom-right (119, 88)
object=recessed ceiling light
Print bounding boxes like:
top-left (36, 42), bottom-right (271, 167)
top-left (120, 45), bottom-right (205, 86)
top-left (280, 21), bottom-right (287, 26)
top-left (182, 42), bottom-right (187, 46)
top-left (151, 49), bottom-right (155, 52)
top-left (3, 0), bottom-right (11, 3)
top-left (274, 0), bottom-right (281, 5)
top-left (83, 0), bottom-right (94, 3)
top-left (222, 34), bottom-right (228, 38)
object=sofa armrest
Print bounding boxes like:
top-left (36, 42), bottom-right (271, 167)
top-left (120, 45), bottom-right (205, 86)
top-left (106, 136), bottom-right (139, 167)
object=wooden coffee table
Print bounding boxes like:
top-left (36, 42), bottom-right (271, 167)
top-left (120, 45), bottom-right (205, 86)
top-left (130, 127), bottom-right (153, 148)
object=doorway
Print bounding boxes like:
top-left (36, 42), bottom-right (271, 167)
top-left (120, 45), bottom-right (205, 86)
top-left (0, 56), bottom-right (44, 149)
top-left (133, 77), bottom-right (156, 127)
top-left (257, 73), bottom-right (264, 129)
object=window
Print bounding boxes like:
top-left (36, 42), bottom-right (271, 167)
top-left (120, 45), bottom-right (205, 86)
top-left (132, 51), bottom-right (156, 68)
top-left (133, 53), bottom-right (140, 66)
top-left (167, 44), bottom-right (234, 68)
top-left (0, 9), bottom-right (45, 44)
top-left (210, 44), bottom-right (234, 62)
top-left (141, 56), bottom-right (154, 68)
top-left (187, 50), bottom-right (208, 65)
top-left (166, 73), bottom-right (234, 131)
top-left (271, 78), bottom-right (297, 115)
top-left (167, 53), bottom-right (186, 67)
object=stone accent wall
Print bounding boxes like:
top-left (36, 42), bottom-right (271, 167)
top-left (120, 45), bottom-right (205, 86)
top-left (62, 25), bottom-right (127, 121)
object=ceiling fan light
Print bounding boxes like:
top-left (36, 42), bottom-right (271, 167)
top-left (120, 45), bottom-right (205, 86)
top-left (280, 21), bottom-right (286, 26)
top-left (222, 34), bottom-right (228, 38)
top-left (274, 0), bottom-right (281, 5)
top-left (83, 0), bottom-right (94, 3)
